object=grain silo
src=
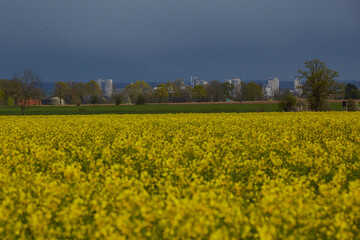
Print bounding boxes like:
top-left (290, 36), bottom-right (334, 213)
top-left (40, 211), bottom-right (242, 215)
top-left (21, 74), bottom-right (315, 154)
top-left (96, 78), bottom-right (103, 91)
top-left (104, 79), bottom-right (113, 98)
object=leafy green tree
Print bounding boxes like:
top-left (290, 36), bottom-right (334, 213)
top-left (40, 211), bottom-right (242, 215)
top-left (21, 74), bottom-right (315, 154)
top-left (192, 85), bottom-right (207, 102)
top-left (180, 86), bottom-right (193, 102)
top-left (123, 84), bottom-right (137, 104)
top-left (166, 81), bottom-right (180, 102)
top-left (73, 82), bottom-right (90, 105)
top-left (222, 82), bottom-right (234, 100)
top-left (135, 94), bottom-right (146, 105)
top-left (174, 78), bottom-right (185, 88)
top-left (173, 79), bottom-right (192, 102)
top-left (240, 82), bottom-right (263, 101)
top-left (60, 82), bottom-right (82, 105)
top-left (279, 94), bottom-right (297, 112)
top-left (298, 59), bottom-right (342, 111)
top-left (124, 80), bottom-right (152, 104)
top-left (347, 99), bottom-right (359, 111)
top-left (0, 79), bottom-right (20, 106)
top-left (87, 80), bottom-right (102, 105)
top-left (154, 83), bottom-right (169, 103)
top-left (69, 84), bottom-right (82, 105)
top-left (7, 97), bottom-right (15, 106)
top-left (54, 81), bottom-right (69, 105)
top-left (111, 94), bottom-right (123, 105)
top-left (345, 84), bottom-right (360, 99)
top-left (0, 88), bottom-right (3, 104)
top-left (12, 69), bottom-right (42, 115)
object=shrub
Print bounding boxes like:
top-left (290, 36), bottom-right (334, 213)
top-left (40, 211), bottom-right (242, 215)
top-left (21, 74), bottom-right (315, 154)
top-left (112, 94), bottom-right (123, 105)
top-left (101, 97), bottom-right (108, 104)
top-left (7, 97), bottom-right (15, 107)
top-left (90, 96), bottom-right (98, 105)
top-left (321, 100), bottom-right (331, 111)
top-left (295, 98), bottom-right (310, 112)
top-left (135, 94), bottom-right (146, 105)
top-left (73, 96), bottom-right (81, 106)
top-left (279, 94), bottom-right (297, 112)
top-left (347, 99), bottom-right (359, 111)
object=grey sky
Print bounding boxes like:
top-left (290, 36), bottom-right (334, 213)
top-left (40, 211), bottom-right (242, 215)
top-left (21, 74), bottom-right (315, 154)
top-left (1, 0), bottom-right (359, 83)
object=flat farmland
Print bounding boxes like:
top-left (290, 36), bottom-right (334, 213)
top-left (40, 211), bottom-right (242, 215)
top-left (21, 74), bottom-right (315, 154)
top-left (0, 101), bottom-right (347, 115)
top-left (1, 112), bottom-right (360, 239)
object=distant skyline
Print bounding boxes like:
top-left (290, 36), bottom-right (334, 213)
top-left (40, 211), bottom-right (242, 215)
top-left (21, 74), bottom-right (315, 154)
top-left (1, 0), bottom-right (359, 83)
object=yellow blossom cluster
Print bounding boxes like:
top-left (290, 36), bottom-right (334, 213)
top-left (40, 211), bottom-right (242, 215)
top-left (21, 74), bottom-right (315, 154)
top-left (0, 112), bottom-right (360, 239)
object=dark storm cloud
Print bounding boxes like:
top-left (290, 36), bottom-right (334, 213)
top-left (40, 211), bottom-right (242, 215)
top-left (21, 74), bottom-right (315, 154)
top-left (0, 0), bottom-right (359, 83)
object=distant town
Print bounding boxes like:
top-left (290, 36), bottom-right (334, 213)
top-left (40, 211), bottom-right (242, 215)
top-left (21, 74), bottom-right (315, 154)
top-left (42, 76), bottom-right (304, 105)
top-left (1, 73), bottom-right (360, 108)
top-left (40, 76), bottom-right (359, 105)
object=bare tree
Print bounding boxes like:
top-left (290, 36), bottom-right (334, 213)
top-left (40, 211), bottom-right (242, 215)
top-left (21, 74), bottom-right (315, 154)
top-left (33, 87), bottom-right (46, 104)
top-left (12, 69), bottom-right (42, 115)
top-left (207, 80), bottom-right (224, 102)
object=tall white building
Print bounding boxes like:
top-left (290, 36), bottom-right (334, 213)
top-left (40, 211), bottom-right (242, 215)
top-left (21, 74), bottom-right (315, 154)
top-left (224, 76), bottom-right (242, 99)
top-left (104, 79), bottom-right (113, 98)
top-left (229, 76), bottom-right (241, 98)
top-left (191, 76), bottom-right (201, 87)
top-left (190, 76), bottom-right (209, 87)
top-left (95, 78), bottom-right (113, 98)
top-left (268, 77), bottom-right (279, 94)
top-left (263, 77), bottom-right (279, 98)
top-left (96, 78), bottom-right (103, 91)
top-left (233, 76), bottom-right (241, 90)
top-left (294, 77), bottom-right (302, 95)
top-left (263, 85), bottom-right (272, 98)
top-left (267, 77), bottom-right (279, 97)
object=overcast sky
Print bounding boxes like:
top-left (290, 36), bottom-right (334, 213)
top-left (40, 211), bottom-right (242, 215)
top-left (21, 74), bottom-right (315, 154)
top-left (1, 0), bottom-right (359, 83)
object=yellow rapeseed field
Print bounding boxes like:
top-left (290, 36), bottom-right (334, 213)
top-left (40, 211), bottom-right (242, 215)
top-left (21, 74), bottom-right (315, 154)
top-left (1, 112), bottom-right (360, 239)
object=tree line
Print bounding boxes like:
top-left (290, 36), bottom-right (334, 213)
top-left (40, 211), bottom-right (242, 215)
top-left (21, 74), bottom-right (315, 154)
top-left (53, 80), bottom-right (102, 106)
top-left (113, 79), bottom-right (265, 105)
top-left (0, 69), bottom-right (44, 115)
top-left (1, 60), bottom-right (360, 114)
top-left (50, 78), bottom-right (265, 105)
top-left (280, 59), bottom-right (359, 111)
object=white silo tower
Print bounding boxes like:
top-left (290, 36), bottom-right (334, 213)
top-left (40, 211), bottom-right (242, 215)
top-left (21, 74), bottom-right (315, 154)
top-left (96, 78), bottom-right (103, 91)
top-left (104, 79), bottom-right (113, 98)
top-left (294, 77), bottom-right (302, 95)
top-left (268, 77), bottom-right (279, 96)
top-left (232, 76), bottom-right (241, 98)
top-left (232, 76), bottom-right (241, 88)
top-left (191, 76), bottom-right (200, 87)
